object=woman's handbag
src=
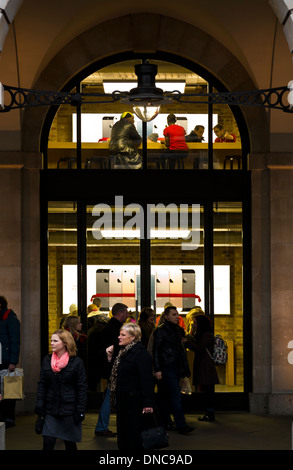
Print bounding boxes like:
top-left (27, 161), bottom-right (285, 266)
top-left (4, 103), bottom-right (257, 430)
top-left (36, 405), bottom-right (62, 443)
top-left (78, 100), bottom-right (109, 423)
top-left (35, 415), bottom-right (44, 435)
top-left (141, 414), bottom-right (169, 450)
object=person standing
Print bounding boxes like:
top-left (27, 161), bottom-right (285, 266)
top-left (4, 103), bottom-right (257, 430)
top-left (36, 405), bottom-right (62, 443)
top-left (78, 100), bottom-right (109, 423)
top-left (186, 314), bottom-right (219, 422)
top-left (63, 315), bottom-right (87, 364)
top-left (138, 307), bottom-right (156, 348)
top-left (94, 303), bottom-right (129, 437)
top-left (108, 323), bottom-right (154, 450)
top-left (152, 306), bottom-right (194, 435)
top-left (0, 296), bottom-right (20, 428)
top-left (35, 329), bottom-right (87, 450)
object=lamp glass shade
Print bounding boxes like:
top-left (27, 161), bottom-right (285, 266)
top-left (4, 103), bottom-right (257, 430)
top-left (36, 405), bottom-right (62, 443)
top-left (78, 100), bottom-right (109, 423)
top-left (133, 105), bottom-right (160, 122)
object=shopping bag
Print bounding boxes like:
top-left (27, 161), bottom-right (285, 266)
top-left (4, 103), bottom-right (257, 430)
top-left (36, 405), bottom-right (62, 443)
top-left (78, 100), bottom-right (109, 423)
top-left (180, 376), bottom-right (192, 395)
top-left (3, 369), bottom-right (24, 399)
top-left (141, 414), bottom-right (169, 450)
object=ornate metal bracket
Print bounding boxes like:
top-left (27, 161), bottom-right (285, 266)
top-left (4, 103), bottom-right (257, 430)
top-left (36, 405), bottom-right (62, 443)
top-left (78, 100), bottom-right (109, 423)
top-left (0, 83), bottom-right (291, 112)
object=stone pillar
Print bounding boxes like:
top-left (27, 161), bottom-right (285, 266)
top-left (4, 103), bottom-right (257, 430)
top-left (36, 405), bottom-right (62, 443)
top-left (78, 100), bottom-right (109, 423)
top-left (249, 154), bottom-right (272, 413)
top-left (250, 153), bottom-right (293, 414)
top-left (269, 163), bottom-right (293, 413)
top-left (0, 165), bottom-right (22, 320)
top-left (0, 153), bottom-right (41, 413)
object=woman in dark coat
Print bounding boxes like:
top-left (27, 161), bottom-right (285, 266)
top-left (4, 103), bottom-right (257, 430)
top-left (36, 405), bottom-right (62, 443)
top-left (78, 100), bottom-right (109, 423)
top-left (63, 315), bottom-right (87, 363)
top-left (152, 306), bottom-right (193, 434)
top-left (138, 307), bottom-right (156, 348)
top-left (107, 323), bottom-right (154, 450)
top-left (35, 329), bottom-right (87, 450)
top-left (187, 314), bottom-right (219, 422)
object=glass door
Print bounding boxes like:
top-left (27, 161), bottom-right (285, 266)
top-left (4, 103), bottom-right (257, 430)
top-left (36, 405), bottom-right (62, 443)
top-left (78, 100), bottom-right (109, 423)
top-left (43, 194), bottom-right (246, 401)
top-left (213, 202), bottom-right (244, 393)
top-left (86, 198), bottom-right (142, 315)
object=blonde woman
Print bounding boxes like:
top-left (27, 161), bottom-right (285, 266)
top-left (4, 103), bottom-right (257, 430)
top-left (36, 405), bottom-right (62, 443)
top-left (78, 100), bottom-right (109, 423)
top-left (35, 329), bottom-right (87, 450)
top-left (108, 323), bottom-right (154, 450)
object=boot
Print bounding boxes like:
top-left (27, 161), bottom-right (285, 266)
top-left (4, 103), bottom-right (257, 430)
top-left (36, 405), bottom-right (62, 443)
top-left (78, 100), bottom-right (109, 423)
top-left (198, 411), bottom-right (215, 422)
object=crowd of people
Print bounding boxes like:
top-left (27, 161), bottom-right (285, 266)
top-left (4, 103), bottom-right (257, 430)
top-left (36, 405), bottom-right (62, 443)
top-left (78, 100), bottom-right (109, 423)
top-left (108, 111), bottom-right (236, 169)
top-left (0, 293), bottom-right (221, 450)
top-left (31, 297), bottom-right (221, 450)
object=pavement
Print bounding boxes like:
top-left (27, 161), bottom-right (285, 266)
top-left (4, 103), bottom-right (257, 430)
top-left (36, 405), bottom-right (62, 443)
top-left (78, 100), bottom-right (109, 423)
top-left (2, 411), bottom-right (293, 454)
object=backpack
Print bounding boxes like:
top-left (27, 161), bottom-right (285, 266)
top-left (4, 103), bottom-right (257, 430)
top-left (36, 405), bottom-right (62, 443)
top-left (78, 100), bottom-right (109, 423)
top-left (207, 334), bottom-right (228, 365)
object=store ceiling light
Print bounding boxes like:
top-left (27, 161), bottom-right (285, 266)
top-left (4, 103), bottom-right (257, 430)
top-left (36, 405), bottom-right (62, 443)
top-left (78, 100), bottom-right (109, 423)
top-left (103, 68), bottom-right (185, 122)
top-left (99, 229), bottom-right (191, 239)
top-left (103, 81), bottom-right (136, 94)
top-left (103, 80), bottom-right (185, 95)
top-left (109, 61), bottom-right (180, 122)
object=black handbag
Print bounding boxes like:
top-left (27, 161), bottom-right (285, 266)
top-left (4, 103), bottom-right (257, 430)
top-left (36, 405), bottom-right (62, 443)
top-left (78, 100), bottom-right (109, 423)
top-left (141, 414), bottom-right (169, 450)
top-left (35, 415), bottom-right (44, 435)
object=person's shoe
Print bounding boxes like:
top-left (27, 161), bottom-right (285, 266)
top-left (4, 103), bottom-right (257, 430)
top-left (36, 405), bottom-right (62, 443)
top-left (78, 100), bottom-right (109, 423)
top-left (166, 420), bottom-right (176, 430)
top-left (198, 413), bottom-right (215, 422)
top-left (177, 425), bottom-right (195, 435)
top-left (4, 419), bottom-right (15, 429)
top-left (95, 429), bottom-right (116, 437)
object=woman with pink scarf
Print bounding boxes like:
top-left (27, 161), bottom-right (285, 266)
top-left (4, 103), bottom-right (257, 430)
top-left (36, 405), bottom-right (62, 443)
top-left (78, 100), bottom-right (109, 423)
top-left (35, 329), bottom-right (87, 450)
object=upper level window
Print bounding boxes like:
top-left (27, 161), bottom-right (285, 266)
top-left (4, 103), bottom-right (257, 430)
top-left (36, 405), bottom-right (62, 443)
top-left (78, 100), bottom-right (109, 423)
top-left (46, 60), bottom-right (243, 170)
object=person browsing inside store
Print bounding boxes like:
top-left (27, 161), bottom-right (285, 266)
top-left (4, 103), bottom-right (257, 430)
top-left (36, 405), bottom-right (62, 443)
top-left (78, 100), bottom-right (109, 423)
top-left (161, 114), bottom-right (189, 169)
top-left (213, 124), bottom-right (236, 142)
top-left (109, 112), bottom-right (142, 169)
top-left (185, 124), bottom-right (205, 142)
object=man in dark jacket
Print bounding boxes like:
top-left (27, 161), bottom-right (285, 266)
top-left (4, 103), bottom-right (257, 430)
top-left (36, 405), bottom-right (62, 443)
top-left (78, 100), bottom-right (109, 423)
top-left (94, 303), bottom-right (129, 437)
top-left (153, 306), bottom-right (194, 435)
top-left (109, 112), bottom-right (142, 169)
top-left (185, 125), bottom-right (205, 142)
top-left (0, 296), bottom-right (21, 428)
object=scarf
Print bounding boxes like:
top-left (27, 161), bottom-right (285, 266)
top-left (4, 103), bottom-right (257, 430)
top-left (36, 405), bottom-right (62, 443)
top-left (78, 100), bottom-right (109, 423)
top-left (51, 351), bottom-right (70, 373)
top-left (108, 340), bottom-right (138, 406)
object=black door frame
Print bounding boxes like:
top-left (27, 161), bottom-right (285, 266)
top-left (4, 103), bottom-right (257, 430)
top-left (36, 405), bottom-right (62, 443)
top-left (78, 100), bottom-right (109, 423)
top-left (40, 169), bottom-right (252, 411)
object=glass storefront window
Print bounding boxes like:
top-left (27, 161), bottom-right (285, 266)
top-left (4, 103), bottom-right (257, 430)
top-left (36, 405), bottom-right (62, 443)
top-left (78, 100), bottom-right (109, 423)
top-left (47, 201), bottom-right (78, 348)
top-left (213, 202), bottom-right (244, 392)
top-left (45, 60), bottom-right (243, 171)
top-left (150, 203), bottom-right (204, 314)
top-left (44, 195), bottom-right (247, 401)
top-left (150, 203), bottom-right (204, 392)
top-left (86, 201), bottom-right (141, 314)
top-left (42, 57), bottom-right (249, 407)
top-left (47, 103), bottom-right (77, 169)
top-left (212, 91), bottom-right (242, 170)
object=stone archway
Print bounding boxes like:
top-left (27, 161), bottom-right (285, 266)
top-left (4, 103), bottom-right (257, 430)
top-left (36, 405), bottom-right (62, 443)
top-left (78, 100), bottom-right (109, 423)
top-left (21, 13), bottom-right (268, 154)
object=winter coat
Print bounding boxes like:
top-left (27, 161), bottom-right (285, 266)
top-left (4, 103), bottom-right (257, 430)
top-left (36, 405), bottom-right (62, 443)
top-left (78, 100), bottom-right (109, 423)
top-left (185, 130), bottom-right (203, 142)
top-left (109, 118), bottom-right (141, 157)
top-left (115, 341), bottom-right (154, 450)
top-left (99, 316), bottom-right (124, 379)
top-left (187, 331), bottom-right (219, 385)
top-left (109, 118), bottom-right (142, 168)
top-left (0, 308), bottom-right (20, 365)
top-left (116, 342), bottom-right (154, 407)
top-left (35, 355), bottom-right (87, 417)
top-left (152, 321), bottom-right (190, 378)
